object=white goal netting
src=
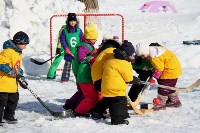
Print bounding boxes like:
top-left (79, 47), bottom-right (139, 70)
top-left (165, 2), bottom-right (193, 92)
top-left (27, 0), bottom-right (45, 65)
top-left (50, 13), bottom-right (124, 70)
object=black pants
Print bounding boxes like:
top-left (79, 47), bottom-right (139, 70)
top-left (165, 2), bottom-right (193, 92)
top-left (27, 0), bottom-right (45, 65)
top-left (128, 70), bottom-right (152, 102)
top-left (0, 92), bottom-right (19, 120)
top-left (93, 96), bottom-right (127, 124)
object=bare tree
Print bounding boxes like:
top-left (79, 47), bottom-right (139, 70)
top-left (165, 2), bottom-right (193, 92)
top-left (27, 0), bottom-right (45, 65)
top-left (79, 0), bottom-right (101, 29)
top-left (79, 0), bottom-right (99, 12)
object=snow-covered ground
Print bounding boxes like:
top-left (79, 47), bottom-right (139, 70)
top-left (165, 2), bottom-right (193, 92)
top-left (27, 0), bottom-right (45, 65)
top-left (1, 0), bottom-right (200, 132)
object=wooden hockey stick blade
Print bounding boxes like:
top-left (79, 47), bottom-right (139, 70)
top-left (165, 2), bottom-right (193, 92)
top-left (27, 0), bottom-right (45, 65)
top-left (128, 99), bottom-right (154, 115)
top-left (128, 78), bottom-right (155, 115)
top-left (128, 99), bottom-right (144, 115)
top-left (141, 79), bottom-right (200, 92)
top-left (140, 109), bottom-right (154, 114)
top-left (131, 84), bottom-right (151, 107)
top-left (128, 82), bottom-right (154, 115)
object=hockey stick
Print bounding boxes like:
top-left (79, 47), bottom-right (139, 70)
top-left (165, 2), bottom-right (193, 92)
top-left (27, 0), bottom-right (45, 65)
top-left (141, 79), bottom-right (200, 92)
top-left (128, 84), bottom-right (153, 115)
top-left (128, 78), bottom-right (154, 115)
top-left (27, 85), bottom-right (72, 117)
top-left (30, 51), bottom-right (64, 65)
top-left (130, 83), bottom-right (150, 107)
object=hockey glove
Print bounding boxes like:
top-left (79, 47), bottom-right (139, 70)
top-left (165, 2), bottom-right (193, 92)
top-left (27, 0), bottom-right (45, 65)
top-left (8, 69), bottom-right (17, 78)
top-left (64, 53), bottom-right (74, 61)
top-left (131, 76), bottom-right (141, 85)
top-left (90, 49), bottom-right (99, 56)
top-left (89, 56), bottom-right (95, 66)
top-left (65, 48), bottom-right (70, 54)
top-left (113, 48), bottom-right (131, 62)
top-left (17, 76), bottom-right (28, 89)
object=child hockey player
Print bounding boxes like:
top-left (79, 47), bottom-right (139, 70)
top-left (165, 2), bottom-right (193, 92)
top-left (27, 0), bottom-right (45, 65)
top-left (0, 31), bottom-right (29, 125)
top-left (135, 43), bottom-right (182, 111)
top-left (62, 13), bottom-right (85, 111)
top-left (47, 25), bottom-right (65, 79)
top-left (128, 55), bottom-right (154, 101)
top-left (92, 41), bottom-right (141, 125)
top-left (91, 35), bottom-right (122, 92)
top-left (73, 21), bottom-right (101, 116)
top-left (128, 43), bottom-right (159, 102)
top-left (59, 13), bottom-right (84, 82)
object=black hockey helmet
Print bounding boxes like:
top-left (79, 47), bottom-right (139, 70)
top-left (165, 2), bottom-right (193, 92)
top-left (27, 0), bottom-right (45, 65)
top-left (13, 31), bottom-right (30, 45)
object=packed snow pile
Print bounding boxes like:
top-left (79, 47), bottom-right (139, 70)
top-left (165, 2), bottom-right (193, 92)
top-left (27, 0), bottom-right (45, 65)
top-left (0, 0), bottom-right (85, 52)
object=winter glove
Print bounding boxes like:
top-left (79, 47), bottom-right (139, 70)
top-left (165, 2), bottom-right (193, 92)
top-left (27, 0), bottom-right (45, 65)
top-left (89, 56), bottom-right (95, 65)
top-left (65, 48), bottom-right (70, 54)
top-left (130, 76), bottom-right (141, 85)
top-left (149, 77), bottom-right (156, 84)
top-left (94, 79), bottom-right (102, 91)
top-left (16, 76), bottom-right (28, 89)
top-left (8, 69), bottom-right (17, 78)
top-left (148, 70), bottom-right (162, 84)
top-left (90, 49), bottom-right (99, 56)
top-left (113, 48), bottom-right (131, 62)
top-left (56, 48), bottom-right (61, 55)
top-left (64, 53), bottom-right (74, 61)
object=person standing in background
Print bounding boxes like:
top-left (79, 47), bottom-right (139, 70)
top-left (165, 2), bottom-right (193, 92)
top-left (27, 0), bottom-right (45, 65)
top-left (47, 25), bottom-right (65, 79)
top-left (60, 13), bottom-right (84, 83)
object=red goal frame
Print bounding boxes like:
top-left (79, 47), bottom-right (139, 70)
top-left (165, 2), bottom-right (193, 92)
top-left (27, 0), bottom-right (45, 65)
top-left (50, 13), bottom-right (124, 70)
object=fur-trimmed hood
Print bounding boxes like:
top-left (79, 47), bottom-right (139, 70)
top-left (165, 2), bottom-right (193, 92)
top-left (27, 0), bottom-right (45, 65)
top-left (3, 39), bottom-right (22, 53)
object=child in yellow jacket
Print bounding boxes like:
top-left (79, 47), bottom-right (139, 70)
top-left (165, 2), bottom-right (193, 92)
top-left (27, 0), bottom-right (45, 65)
top-left (92, 41), bottom-right (140, 125)
top-left (136, 43), bottom-right (182, 111)
top-left (0, 31), bottom-right (29, 125)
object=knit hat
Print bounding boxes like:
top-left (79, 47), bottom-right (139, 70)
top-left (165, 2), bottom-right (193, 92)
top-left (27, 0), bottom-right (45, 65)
top-left (84, 21), bottom-right (98, 40)
top-left (113, 36), bottom-right (119, 42)
top-left (122, 40), bottom-right (135, 56)
top-left (13, 31), bottom-right (29, 45)
top-left (103, 32), bottom-right (113, 41)
top-left (67, 13), bottom-right (77, 22)
top-left (136, 43), bottom-right (149, 56)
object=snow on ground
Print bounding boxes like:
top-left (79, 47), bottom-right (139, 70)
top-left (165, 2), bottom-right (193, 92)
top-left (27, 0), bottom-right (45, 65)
top-left (1, 69), bottom-right (200, 133)
top-left (1, 0), bottom-right (200, 132)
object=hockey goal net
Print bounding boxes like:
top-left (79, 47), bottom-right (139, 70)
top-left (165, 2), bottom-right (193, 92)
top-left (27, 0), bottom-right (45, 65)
top-left (50, 13), bottom-right (124, 70)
